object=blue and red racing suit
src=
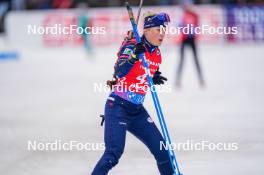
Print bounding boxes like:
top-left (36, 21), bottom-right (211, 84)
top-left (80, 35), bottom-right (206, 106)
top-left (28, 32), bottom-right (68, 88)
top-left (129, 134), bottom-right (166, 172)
top-left (91, 35), bottom-right (173, 175)
top-left (114, 35), bottom-right (161, 104)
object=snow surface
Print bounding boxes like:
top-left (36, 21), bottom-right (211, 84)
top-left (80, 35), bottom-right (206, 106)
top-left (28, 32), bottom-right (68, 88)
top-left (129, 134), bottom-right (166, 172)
top-left (0, 41), bottom-right (264, 175)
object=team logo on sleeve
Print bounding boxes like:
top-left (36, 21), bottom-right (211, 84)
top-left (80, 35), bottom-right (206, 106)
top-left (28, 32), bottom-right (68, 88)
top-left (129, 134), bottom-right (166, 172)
top-left (123, 48), bottom-right (133, 55)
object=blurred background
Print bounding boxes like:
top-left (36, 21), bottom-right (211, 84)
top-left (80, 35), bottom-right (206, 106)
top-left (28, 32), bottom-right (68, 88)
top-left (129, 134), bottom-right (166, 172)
top-left (0, 0), bottom-right (264, 175)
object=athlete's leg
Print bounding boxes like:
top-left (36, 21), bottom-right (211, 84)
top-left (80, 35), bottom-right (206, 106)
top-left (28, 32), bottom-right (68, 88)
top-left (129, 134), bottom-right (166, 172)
top-left (191, 38), bottom-right (205, 86)
top-left (127, 107), bottom-right (174, 175)
top-left (176, 40), bottom-right (186, 87)
top-left (92, 99), bottom-right (128, 175)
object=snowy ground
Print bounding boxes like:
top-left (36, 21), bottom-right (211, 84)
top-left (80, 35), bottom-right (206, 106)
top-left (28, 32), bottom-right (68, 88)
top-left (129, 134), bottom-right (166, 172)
top-left (0, 41), bottom-right (264, 175)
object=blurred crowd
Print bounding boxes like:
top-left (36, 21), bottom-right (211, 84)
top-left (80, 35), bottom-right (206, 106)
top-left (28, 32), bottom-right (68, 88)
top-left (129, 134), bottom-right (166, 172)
top-left (0, 0), bottom-right (263, 33)
top-left (1, 0), bottom-right (263, 10)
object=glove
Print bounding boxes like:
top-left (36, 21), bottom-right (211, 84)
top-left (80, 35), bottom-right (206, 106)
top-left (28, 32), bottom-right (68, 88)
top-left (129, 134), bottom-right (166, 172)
top-left (153, 70), bottom-right (167, 85)
top-left (134, 42), bottom-right (146, 55)
top-left (128, 42), bottom-right (146, 64)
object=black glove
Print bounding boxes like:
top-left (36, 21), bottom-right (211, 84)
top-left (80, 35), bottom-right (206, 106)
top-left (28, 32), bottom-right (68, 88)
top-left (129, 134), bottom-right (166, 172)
top-left (153, 70), bottom-right (167, 85)
top-left (128, 42), bottom-right (146, 64)
top-left (134, 42), bottom-right (146, 55)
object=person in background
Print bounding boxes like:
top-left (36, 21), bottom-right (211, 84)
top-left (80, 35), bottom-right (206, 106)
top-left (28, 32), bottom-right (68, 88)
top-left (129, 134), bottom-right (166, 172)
top-left (176, 5), bottom-right (205, 88)
top-left (77, 2), bottom-right (93, 55)
top-left (0, 0), bottom-right (10, 33)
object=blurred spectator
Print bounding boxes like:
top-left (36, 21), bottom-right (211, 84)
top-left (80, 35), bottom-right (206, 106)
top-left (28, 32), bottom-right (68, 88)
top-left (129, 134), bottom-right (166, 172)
top-left (75, 0), bottom-right (89, 8)
top-left (11, 0), bottom-right (26, 10)
top-left (107, 0), bottom-right (121, 6)
top-left (52, 0), bottom-right (73, 8)
top-left (176, 5), bottom-right (205, 88)
top-left (158, 0), bottom-right (174, 5)
top-left (0, 0), bottom-right (10, 33)
top-left (26, 0), bottom-right (51, 9)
